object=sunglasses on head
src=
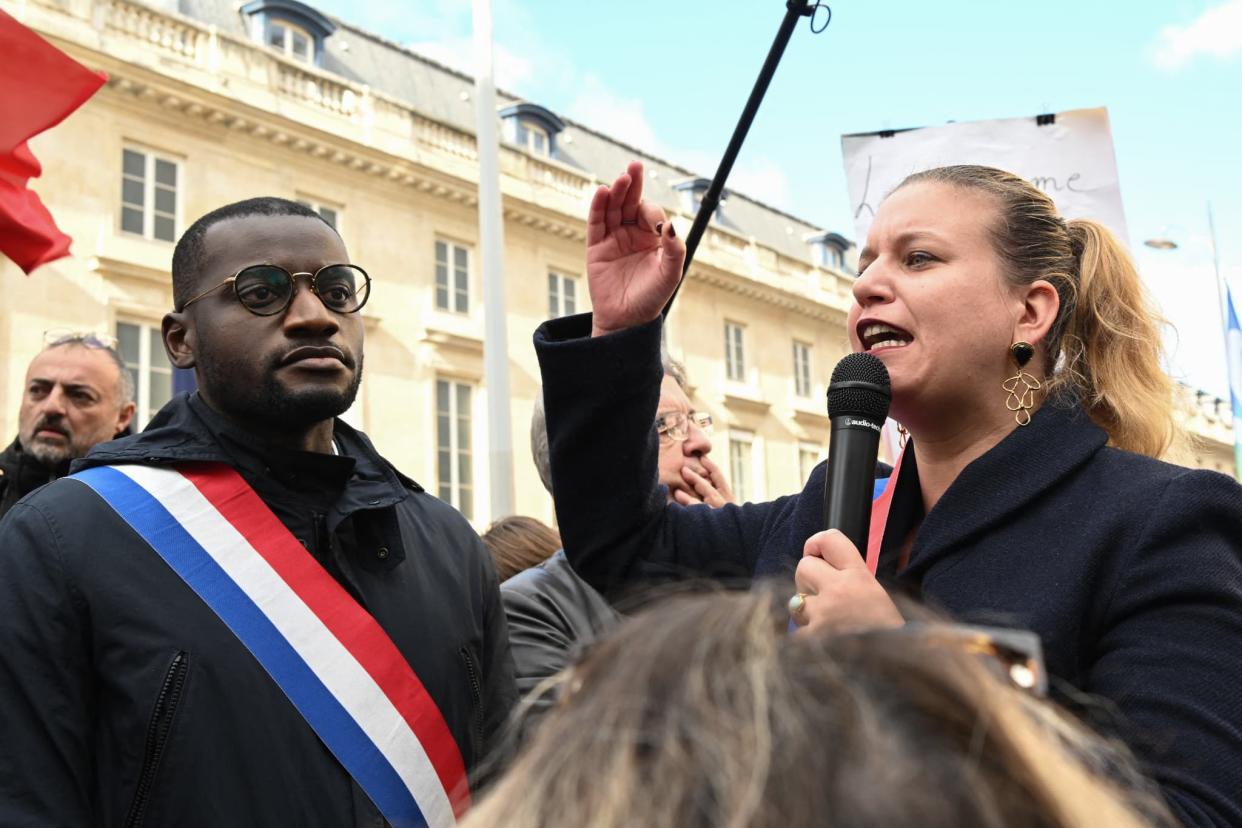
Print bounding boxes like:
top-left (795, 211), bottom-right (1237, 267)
top-left (42, 329), bottom-right (120, 350)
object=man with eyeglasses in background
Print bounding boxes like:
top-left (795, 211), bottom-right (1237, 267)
top-left (0, 198), bottom-right (515, 827)
top-left (501, 357), bottom-right (732, 746)
top-left (0, 332), bottom-right (135, 519)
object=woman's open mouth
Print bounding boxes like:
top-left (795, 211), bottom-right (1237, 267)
top-left (859, 322), bottom-right (914, 352)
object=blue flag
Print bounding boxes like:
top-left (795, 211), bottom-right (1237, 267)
top-left (1225, 285), bottom-right (1242, 479)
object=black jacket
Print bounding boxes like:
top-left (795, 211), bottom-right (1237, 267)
top-left (0, 436), bottom-right (68, 519)
top-left (0, 393), bottom-right (516, 827)
top-left (535, 314), bottom-right (1242, 828)
top-left (501, 550), bottom-right (620, 736)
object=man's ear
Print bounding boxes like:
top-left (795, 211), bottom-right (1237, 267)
top-left (115, 401), bottom-right (136, 436)
top-left (163, 311), bottom-right (196, 370)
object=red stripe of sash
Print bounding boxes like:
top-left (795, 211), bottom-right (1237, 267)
top-left (181, 463), bottom-right (470, 817)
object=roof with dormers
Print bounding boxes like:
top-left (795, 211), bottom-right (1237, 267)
top-left (161, 0), bottom-right (848, 265)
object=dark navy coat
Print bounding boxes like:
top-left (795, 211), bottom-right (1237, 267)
top-left (536, 314), bottom-right (1242, 828)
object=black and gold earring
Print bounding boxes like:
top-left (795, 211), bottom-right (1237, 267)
top-left (1001, 341), bottom-right (1041, 426)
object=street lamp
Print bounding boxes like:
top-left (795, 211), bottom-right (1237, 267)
top-left (1143, 237), bottom-right (1178, 250)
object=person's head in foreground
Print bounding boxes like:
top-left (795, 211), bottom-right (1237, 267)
top-left (166, 197), bottom-right (366, 448)
top-left (482, 515), bottom-right (562, 582)
top-left (464, 589), bottom-right (1173, 828)
top-left (17, 332), bottom-right (135, 468)
top-left (851, 164), bottom-right (1174, 458)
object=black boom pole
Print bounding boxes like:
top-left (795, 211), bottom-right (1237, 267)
top-left (662, 0), bottom-right (823, 318)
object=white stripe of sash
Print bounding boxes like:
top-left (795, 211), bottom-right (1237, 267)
top-left (117, 465), bottom-right (455, 828)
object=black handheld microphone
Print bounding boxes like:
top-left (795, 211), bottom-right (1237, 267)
top-left (823, 353), bottom-right (892, 552)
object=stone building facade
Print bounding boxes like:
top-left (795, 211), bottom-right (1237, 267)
top-left (1, 0), bottom-right (1232, 530)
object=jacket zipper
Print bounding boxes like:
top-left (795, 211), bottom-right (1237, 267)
top-left (126, 651), bottom-right (189, 828)
top-left (459, 646), bottom-right (484, 760)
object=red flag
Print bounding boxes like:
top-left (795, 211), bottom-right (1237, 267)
top-left (0, 9), bottom-right (106, 274)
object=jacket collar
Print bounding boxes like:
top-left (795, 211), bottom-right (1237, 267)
top-left (889, 398), bottom-right (1108, 579)
top-left (1, 436), bottom-right (67, 495)
top-left (72, 393), bottom-right (422, 514)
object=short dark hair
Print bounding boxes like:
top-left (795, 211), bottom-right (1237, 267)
top-left (171, 197), bottom-right (336, 310)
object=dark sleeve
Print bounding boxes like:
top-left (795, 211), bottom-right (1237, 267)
top-left (534, 314), bottom-right (773, 597)
top-left (0, 502), bottom-right (95, 827)
top-left (477, 547), bottom-right (518, 765)
top-left (500, 583), bottom-right (575, 735)
top-left (1090, 469), bottom-right (1242, 828)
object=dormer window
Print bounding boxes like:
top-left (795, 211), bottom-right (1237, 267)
top-left (673, 178), bottom-right (727, 219)
top-left (806, 231), bottom-right (852, 273)
top-left (516, 121), bottom-right (549, 155)
top-left (242, 0), bottom-right (336, 67)
top-left (499, 103), bottom-right (565, 158)
top-left (267, 19), bottom-right (313, 62)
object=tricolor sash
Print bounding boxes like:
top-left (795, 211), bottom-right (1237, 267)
top-left (73, 462), bottom-right (468, 828)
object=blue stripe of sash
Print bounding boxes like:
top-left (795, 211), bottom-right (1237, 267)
top-left (75, 466), bottom-right (430, 828)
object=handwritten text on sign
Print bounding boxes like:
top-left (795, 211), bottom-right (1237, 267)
top-left (840, 107), bottom-right (1128, 247)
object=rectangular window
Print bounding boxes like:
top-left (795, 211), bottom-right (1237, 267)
top-left (295, 198), bottom-right (341, 231)
top-left (266, 21), bottom-right (286, 49)
top-left (436, 379), bottom-right (474, 520)
top-left (515, 121), bottom-right (550, 156)
top-left (264, 19), bottom-right (313, 63)
top-left (547, 271), bottom-right (578, 319)
top-left (815, 243), bottom-right (845, 271)
top-left (116, 320), bottom-right (173, 426)
top-left (121, 148), bottom-right (179, 242)
top-left (799, 444), bottom-right (824, 484)
top-left (435, 240), bottom-right (470, 314)
top-left (725, 321), bottom-right (746, 382)
top-left (729, 430), bottom-right (754, 504)
top-left (793, 340), bottom-right (812, 398)
top-left (290, 30), bottom-right (310, 61)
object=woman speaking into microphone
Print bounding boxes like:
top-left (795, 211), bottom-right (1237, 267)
top-left (532, 160), bottom-right (1241, 825)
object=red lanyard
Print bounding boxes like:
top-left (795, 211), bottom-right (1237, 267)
top-left (865, 447), bottom-right (905, 574)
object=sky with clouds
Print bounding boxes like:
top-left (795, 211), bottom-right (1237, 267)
top-left (312, 0), bottom-right (1242, 402)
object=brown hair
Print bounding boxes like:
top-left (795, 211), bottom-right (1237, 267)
top-left (480, 516), bottom-right (561, 582)
top-left (896, 165), bottom-right (1177, 458)
top-left (464, 588), bottom-right (1171, 828)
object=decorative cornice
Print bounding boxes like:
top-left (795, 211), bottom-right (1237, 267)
top-left (86, 254), bottom-right (168, 284)
top-left (99, 69), bottom-right (840, 317)
top-left (790, 406), bottom-right (830, 428)
top-left (723, 389), bottom-right (772, 415)
top-left (419, 327), bottom-right (484, 355)
top-left (687, 264), bottom-right (849, 322)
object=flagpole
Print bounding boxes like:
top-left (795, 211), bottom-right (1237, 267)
top-left (1208, 201), bottom-right (1225, 329)
top-left (472, 0), bottom-right (515, 520)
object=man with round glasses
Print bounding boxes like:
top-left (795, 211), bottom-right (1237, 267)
top-left (0, 198), bottom-right (516, 826)
top-left (0, 331), bottom-right (135, 519)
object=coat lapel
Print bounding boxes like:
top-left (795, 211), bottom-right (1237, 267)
top-left (894, 401), bottom-right (1109, 580)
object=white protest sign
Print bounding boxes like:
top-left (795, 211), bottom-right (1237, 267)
top-left (841, 107), bottom-right (1128, 247)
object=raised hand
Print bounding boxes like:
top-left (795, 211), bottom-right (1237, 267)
top-left (586, 161), bottom-right (686, 337)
